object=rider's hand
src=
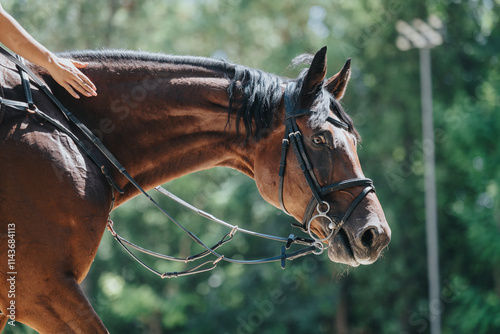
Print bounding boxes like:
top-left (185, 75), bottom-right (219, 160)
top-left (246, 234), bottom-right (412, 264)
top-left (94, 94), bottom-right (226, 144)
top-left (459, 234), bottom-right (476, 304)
top-left (46, 56), bottom-right (97, 99)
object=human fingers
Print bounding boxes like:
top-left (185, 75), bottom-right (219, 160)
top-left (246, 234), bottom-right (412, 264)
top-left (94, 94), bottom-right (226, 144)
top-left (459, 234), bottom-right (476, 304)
top-left (67, 69), bottom-right (97, 97)
top-left (70, 75), bottom-right (97, 97)
top-left (71, 60), bottom-right (88, 69)
top-left (77, 71), bottom-right (97, 94)
top-left (60, 81), bottom-right (80, 99)
top-left (68, 60), bottom-right (97, 95)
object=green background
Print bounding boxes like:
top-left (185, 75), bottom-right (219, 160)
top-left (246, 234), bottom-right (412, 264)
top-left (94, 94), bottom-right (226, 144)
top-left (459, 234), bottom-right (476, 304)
top-left (2, 0), bottom-right (499, 333)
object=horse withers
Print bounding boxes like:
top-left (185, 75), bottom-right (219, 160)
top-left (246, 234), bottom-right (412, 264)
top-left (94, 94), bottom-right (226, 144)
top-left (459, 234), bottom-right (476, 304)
top-left (0, 46), bottom-right (390, 332)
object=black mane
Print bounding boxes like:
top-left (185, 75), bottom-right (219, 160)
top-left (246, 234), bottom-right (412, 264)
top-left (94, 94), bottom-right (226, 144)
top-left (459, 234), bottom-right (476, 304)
top-left (60, 50), bottom-right (358, 141)
top-left (227, 66), bottom-right (283, 140)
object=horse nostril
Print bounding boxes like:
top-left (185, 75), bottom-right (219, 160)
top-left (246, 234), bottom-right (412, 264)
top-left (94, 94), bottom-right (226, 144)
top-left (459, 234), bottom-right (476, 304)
top-left (361, 227), bottom-right (376, 248)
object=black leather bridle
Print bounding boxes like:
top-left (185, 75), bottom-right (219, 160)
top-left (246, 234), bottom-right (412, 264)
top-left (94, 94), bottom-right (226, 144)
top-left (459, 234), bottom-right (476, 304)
top-left (278, 82), bottom-right (375, 243)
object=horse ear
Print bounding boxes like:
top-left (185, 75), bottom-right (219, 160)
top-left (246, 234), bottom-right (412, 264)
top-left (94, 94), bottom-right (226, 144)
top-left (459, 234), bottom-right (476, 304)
top-left (325, 59), bottom-right (351, 100)
top-left (301, 46), bottom-right (328, 99)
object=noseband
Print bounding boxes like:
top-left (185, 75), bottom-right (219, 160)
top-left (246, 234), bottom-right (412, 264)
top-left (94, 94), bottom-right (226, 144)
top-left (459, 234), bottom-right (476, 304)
top-left (278, 82), bottom-right (375, 243)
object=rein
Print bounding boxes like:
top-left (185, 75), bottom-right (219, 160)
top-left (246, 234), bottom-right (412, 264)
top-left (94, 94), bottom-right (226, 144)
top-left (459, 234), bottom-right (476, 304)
top-left (0, 47), bottom-right (325, 278)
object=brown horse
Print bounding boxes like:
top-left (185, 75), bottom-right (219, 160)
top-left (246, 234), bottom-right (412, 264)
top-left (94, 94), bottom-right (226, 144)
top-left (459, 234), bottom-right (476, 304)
top-left (0, 46), bottom-right (390, 333)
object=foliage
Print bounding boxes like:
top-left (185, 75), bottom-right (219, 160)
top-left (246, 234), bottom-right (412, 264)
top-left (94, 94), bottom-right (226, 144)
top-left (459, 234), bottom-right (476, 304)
top-left (2, 0), bottom-right (499, 333)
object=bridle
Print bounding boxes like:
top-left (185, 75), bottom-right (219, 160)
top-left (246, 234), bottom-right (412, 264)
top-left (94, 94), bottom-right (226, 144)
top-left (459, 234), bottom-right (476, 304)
top-left (279, 82), bottom-right (375, 243)
top-left (0, 46), bottom-right (374, 278)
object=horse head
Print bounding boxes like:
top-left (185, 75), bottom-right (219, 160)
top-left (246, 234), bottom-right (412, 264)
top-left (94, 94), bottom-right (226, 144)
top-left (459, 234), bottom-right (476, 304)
top-left (254, 47), bottom-right (391, 267)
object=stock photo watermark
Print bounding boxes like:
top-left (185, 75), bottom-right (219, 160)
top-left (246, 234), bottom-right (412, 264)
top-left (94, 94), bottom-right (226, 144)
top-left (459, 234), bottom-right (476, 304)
top-left (6, 223), bottom-right (17, 326)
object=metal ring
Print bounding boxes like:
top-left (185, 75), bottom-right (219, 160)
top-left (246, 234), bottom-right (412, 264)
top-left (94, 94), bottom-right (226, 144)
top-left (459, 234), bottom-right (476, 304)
top-left (312, 241), bottom-right (325, 255)
top-left (316, 201), bottom-right (330, 215)
top-left (307, 214), bottom-right (335, 243)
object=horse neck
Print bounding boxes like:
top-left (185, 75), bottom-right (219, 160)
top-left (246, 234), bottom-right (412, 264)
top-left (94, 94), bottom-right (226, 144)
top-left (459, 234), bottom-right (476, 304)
top-left (67, 59), bottom-right (259, 205)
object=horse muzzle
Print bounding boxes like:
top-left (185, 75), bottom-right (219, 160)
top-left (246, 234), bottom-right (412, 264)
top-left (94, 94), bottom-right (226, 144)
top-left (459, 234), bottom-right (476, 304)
top-left (301, 187), bottom-right (391, 267)
top-left (327, 222), bottom-right (391, 267)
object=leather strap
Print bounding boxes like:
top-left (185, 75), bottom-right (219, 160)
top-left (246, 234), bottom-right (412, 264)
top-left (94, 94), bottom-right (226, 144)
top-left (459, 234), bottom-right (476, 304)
top-left (16, 55), bottom-right (35, 111)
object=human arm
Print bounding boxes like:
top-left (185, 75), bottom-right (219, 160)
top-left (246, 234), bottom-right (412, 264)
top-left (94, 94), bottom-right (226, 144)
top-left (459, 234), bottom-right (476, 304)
top-left (0, 4), bottom-right (96, 98)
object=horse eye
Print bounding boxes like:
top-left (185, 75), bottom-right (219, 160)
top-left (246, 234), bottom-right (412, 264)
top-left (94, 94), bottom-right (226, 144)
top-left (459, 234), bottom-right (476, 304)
top-left (312, 134), bottom-right (326, 145)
